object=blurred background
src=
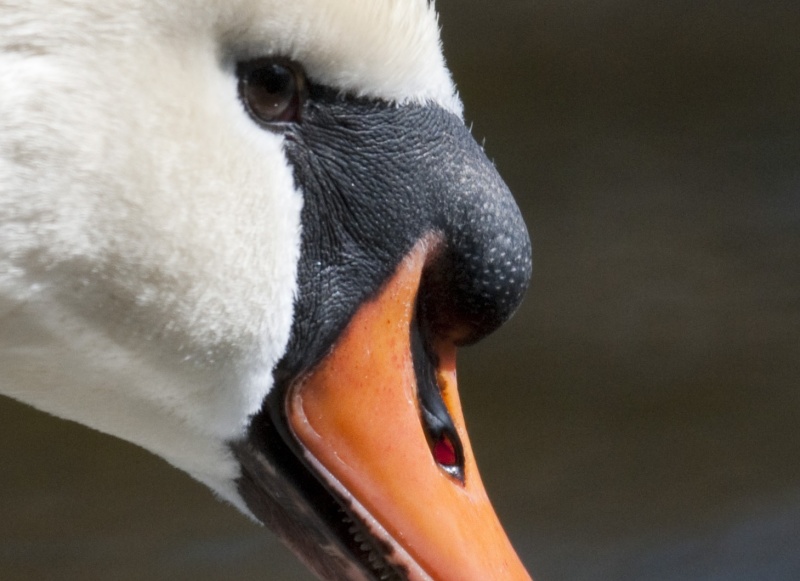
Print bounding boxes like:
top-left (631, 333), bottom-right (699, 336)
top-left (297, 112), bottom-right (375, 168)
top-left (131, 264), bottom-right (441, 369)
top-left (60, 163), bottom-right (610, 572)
top-left (1, 1), bottom-right (798, 579)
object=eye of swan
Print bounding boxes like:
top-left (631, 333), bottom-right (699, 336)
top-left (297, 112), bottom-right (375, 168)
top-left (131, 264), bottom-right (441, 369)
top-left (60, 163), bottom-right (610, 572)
top-left (237, 59), bottom-right (306, 125)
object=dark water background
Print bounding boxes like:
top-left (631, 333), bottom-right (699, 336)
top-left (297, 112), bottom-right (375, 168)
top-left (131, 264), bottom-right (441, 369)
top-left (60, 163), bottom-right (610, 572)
top-left (2, 1), bottom-right (799, 579)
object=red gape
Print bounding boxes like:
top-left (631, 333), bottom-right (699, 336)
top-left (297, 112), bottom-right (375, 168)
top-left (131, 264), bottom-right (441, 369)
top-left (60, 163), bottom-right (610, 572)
top-left (433, 435), bottom-right (458, 468)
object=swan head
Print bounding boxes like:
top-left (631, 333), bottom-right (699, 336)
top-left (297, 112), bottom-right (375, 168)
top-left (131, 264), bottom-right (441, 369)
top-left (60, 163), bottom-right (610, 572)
top-left (0, 1), bottom-right (532, 579)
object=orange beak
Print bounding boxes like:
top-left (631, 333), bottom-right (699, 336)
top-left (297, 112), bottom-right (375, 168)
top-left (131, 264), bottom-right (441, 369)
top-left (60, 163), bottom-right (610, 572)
top-left (287, 240), bottom-right (532, 581)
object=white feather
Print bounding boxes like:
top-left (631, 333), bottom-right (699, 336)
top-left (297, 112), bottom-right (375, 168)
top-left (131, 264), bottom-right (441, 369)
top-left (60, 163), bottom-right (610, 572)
top-left (0, 0), bottom-right (461, 509)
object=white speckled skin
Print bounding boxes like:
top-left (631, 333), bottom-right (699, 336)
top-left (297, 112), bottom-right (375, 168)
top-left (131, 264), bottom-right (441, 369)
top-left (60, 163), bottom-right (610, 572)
top-left (0, 0), bottom-right (459, 509)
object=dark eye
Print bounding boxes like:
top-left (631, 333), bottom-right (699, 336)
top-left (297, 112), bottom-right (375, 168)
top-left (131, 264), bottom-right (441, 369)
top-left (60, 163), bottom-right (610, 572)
top-left (237, 59), bottom-right (305, 125)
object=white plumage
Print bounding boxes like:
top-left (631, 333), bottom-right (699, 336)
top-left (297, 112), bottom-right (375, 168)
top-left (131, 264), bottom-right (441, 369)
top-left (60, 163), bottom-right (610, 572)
top-left (0, 0), bottom-right (458, 509)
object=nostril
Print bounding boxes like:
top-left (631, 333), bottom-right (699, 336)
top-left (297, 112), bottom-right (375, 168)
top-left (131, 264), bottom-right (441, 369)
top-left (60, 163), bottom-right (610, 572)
top-left (410, 303), bottom-right (466, 483)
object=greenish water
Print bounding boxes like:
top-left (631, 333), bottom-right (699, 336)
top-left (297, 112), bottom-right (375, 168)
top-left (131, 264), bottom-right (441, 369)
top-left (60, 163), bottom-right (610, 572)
top-left (2, 2), bottom-right (799, 579)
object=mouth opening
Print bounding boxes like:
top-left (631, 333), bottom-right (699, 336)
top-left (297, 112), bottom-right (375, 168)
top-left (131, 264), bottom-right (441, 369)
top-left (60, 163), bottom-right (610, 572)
top-left (234, 380), bottom-right (414, 581)
top-left (235, 239), bottom-right (531, 581)
top-left (280, 290), bottom-right (453, 580)
top-left (235, 242), bottom-right (458, 580)
top-left (410, 313), bottom-right (465, 484)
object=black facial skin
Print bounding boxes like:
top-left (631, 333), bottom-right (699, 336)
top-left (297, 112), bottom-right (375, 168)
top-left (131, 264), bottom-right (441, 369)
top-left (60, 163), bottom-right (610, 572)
top-left (231, 85), bottom-right (532, 580)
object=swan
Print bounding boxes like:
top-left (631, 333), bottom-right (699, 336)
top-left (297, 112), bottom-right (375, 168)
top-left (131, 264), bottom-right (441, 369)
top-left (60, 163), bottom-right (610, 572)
top-left (0, 1), bottom-right (533, 579)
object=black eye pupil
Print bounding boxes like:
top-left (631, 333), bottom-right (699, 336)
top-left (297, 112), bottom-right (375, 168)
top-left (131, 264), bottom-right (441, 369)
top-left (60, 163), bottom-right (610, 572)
top-left (238, 60), bottom-right (303, 124)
